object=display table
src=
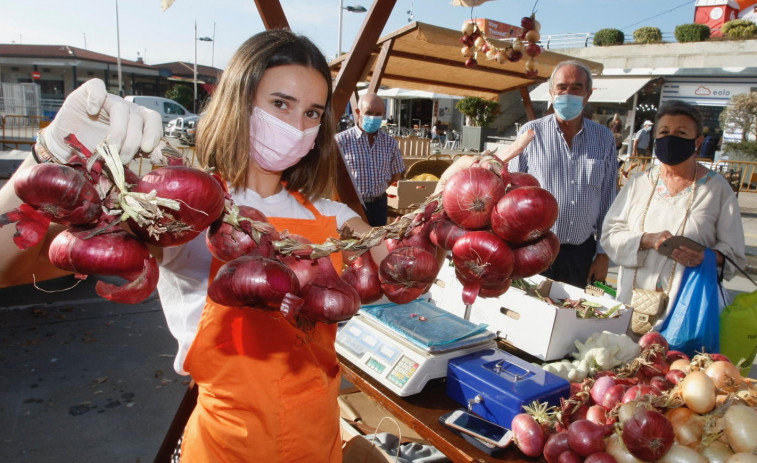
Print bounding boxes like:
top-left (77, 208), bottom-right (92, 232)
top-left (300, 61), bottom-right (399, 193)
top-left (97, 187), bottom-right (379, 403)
top-left (338, 354), bottom-right (536, 463)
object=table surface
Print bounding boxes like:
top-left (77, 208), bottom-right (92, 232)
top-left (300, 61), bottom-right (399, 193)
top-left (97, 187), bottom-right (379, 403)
top-left (338, 354), bottom-right (538, 463)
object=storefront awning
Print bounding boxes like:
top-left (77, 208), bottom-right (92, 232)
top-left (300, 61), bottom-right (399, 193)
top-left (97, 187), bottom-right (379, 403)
top-left (529, 77), bottom-right (655, 104)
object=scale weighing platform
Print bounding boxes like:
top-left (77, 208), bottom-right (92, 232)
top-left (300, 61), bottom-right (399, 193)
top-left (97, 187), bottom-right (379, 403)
top-left (336, 299), bottom-right (496, 397)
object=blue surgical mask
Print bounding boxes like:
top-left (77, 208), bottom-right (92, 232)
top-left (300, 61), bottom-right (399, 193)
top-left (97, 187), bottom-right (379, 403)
top-left (551, 94), bottom-right (585, 121)
top-left (361, 115), bottom-right (383, 133)
top-left (644, 126), bottom-right (652, 132)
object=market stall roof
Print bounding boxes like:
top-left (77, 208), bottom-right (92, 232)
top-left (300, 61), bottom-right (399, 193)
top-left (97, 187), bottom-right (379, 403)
top-left (329, 21), bottom-right (604, 101)
top-left (358, 87), bottom-right (465, 100)
top-left (529, 76), bottom-right (655, 104)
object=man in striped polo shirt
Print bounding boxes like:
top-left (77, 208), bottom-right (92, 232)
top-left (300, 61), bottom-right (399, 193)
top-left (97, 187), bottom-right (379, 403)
top-left (512, 60), bottom-right (618, 288)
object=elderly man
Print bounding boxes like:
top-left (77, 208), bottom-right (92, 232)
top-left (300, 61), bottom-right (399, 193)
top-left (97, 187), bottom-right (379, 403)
top-left (336, 93), bottom-right (405, 227)
top-left (512, 60), bottom-right (618, 288)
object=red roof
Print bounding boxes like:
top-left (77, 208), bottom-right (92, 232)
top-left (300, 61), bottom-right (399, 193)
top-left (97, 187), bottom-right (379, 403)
top-left (0, 43), bottom-right (155, 69)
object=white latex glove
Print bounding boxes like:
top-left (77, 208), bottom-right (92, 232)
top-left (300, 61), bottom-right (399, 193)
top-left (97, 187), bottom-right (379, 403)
top-left (40, 78), bottom-right (163, 164)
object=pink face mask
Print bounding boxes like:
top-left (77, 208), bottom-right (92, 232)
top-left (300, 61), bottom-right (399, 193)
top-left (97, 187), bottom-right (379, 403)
top-left (249, 107), bottom-right (321, 172)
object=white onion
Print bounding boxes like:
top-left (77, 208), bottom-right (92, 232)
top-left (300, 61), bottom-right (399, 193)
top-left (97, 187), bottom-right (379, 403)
top-left (669, 358), bottom-right (691, 374)
top-left (700, 440), bottom-right (734, 463)
top-left (726, 454), bottom-right (757, 463)
top-left (657, 443), bottom-right (708, 463)
top-left (723, 404), bottom-right (757, 453)
top-left (605, 433), bottom-right (644, 463)
top-left (680, 370), bottom-right (717, 414)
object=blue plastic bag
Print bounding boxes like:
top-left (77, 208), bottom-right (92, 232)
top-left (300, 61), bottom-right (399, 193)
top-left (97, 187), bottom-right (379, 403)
top-left (660, 248), bottom-right (720, 356)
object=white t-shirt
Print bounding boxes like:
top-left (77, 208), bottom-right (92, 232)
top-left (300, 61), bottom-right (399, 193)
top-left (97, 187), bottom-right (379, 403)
top-left (157, 186), bottom-right (359, 374)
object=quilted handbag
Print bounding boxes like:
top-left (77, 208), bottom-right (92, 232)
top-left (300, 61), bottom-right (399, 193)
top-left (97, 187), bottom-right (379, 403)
top-left (630, 288), bottom-right (668, 335)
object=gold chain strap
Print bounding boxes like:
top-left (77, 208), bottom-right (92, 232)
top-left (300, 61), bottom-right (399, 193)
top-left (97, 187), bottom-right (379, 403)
top-left (633, 165), bottom-right (699, 294)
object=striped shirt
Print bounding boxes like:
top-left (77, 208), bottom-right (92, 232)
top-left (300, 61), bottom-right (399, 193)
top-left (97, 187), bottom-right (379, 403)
top-left (336, 126), bottom-right (405, 199)
top-left (514, 115), bottom-right (618, 253)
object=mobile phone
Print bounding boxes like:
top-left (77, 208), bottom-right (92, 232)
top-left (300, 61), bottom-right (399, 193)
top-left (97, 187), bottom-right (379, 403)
top-left (443, 410), bottom-right (513, 448)
top-left (658, 236), bottom-right (705, 257)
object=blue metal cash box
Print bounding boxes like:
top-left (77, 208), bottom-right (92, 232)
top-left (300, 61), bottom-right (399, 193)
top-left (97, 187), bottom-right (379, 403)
top-left (446, 348), bottom-right (570, 428)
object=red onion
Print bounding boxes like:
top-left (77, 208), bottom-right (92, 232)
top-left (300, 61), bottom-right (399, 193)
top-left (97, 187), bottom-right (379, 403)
top-left (341, 253), bottom-right (383, 304)
top-left (586, 405), bottom-right (608, 426)
top-left (648, 375), bottom-right (672, 392)
top-left (567, 419), bottom-right (609, 457)
top-left (665, 369), bottom-right (686, 385)
top-left (48, 226), bottom-right (159, 304)
top-left (276, 234), bottom-right (321, 287)
top-left (591, 375), bottom-right (617, 405)
top-left (559, 450), bottom-right (584, 463)
top-left (207, 255), bottom-right (300, 309)
top-left (510, 231), bottom-right (560, 279)
top-left (14, 163), bottom-right (102, 226)
top-left (709, 353), bottom-right (731, 362)
top-left (622, 384), bottom-right (661, 404)
top-left (429, 213), bottom-right (467, 250)
top-left (206, 204), bottom-right (277, 261)
top-left (295, 256), bottom-right (361, 323)
top-left (491, 186), bottom-right (558, 245)
top-left (666, 350), bottom-right (689, 363)
top-left (508, 171), bottom-right (541, 189)
top-left (441, 166), bottom-right (505, 230)
top-left (385, 219), bottom-right (436, 255)
top-left (127, 166), bottom-right (226, 247)
top-left (639, 351), bottom-right (669, 378)
top-left (638, 331), bottom-right (669, 352)
top-left (452, 231), bottom-right (514, 305)
top-left (585, 452), bottom-right (618, 463)
top-left (544, 431), bottom-right (571, 463)
top-left (511, 412), bottom-right (546, 457)
top-left (378, 247), bottom-right (439, 304)
top-left (621, 408), bottom-right (674, 461)
top-left (601, 384), bottom-right (626, 410)
top-left (0, 203), bottom-right (51, 250)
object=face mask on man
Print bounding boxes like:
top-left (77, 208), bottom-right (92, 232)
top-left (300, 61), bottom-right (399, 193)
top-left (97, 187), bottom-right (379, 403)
top-left (644, 126), bottom-right (653, 132)
top-left (551, 94), bottom-right (585, 121)
top-left (654, 135), bottom-right (697, 166)
top-left (361, 115), bottom-right (383, 133)
top-left (249, 107), bottom-right (320, 172)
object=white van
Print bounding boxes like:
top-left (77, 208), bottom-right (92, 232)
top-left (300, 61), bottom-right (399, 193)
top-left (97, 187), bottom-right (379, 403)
top-left (124, 96), bottom-right (195, 126)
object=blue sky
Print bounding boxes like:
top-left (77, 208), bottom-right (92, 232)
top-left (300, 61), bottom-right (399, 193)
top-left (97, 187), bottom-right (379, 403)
top-left (0, 0), bottom-right (697, 69)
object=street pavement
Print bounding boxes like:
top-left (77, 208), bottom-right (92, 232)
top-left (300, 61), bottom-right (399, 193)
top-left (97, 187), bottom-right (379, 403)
top-left (1, 148), bottom-right (756, 462)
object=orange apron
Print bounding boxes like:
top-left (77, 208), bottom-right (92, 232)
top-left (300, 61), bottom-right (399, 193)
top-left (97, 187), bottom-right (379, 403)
top-left (181, 191), bottom-right (344, 463)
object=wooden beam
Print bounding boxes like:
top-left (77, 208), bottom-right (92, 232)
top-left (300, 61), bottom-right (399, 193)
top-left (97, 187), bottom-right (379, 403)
top-left (254, 0), bottom-right (289, 29)
top-left (520, 87), bottom-right (536, 121)
top-left (367, 40), bottom-right (394, 93)
top-left (388, 50), bottom-right (532, 80)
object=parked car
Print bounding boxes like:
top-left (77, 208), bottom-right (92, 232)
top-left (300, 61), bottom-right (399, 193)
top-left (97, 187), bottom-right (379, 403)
top-left (163, 115), bottom-right (197, 139)
top-left (124, 96), bottom-right (194, 126)
top-left (179, 116), bottom-right (199, 146)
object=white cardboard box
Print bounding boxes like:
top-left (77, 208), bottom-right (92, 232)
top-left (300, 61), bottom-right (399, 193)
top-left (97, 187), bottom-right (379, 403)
top-left (431, 263), bottom-right (631, 361)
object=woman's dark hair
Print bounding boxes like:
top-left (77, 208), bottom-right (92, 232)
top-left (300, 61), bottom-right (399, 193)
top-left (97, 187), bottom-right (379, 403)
top-left (197, 29), bottom-right (336, 199)
top-left (655, 100), bottom-right (704, 137)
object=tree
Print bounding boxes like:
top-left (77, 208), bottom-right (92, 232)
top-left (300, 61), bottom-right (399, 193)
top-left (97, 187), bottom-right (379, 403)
top-left (720, 92), bottom-right (757, 142)
top-left (165, 85), bottom-right (193, 110)
top-left (455, 97), bottom-right (501, 127)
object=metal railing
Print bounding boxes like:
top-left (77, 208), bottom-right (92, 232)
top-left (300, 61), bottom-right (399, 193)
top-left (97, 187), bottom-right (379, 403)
top-left (619, 156), bottom-right (757, 194)
top-left (541, 32), bottom-right (677, 50)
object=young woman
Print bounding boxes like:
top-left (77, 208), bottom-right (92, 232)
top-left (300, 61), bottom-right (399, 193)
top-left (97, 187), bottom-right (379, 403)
top-left (0, 29), bottom-right (387, 462)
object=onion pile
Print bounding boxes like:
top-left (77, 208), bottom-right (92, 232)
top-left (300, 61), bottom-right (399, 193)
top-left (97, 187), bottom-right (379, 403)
top-left (510, 331), bottom-right (757, 462)
top-left (438, 164), bottom-right (559, 304)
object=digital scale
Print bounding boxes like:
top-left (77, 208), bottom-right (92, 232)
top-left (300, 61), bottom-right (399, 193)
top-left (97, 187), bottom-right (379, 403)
top-left (336, 299), bottom-right (496, 397)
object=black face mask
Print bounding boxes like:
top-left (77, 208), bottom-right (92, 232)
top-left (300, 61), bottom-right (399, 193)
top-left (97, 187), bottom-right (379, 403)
top-left (655, 135), bottom-right (697, 166)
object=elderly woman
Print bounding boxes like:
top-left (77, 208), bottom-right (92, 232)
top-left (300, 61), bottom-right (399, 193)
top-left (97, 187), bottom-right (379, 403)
top-left (601, 100), bottom-right (746, 334)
